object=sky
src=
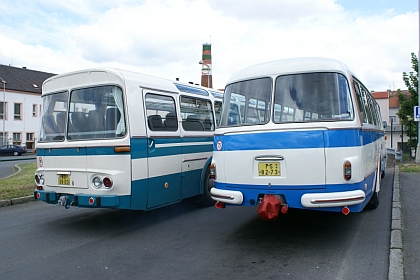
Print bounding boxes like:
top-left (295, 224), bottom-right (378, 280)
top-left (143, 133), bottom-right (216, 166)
top-left (0, 0), bottom-right (418, 91)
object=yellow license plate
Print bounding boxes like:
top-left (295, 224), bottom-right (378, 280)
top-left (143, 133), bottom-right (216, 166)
top-left (258, 162), bottom-right (280, 176)
top-left (58, 174), bottom-right (70, 185)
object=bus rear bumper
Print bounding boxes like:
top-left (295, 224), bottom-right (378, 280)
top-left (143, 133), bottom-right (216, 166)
top-left (210, 187), bottom-right (243, 204)
top-left (301, 190), bottom-right (366, 208)
top-left (34, 190), bottom-right (121, 208)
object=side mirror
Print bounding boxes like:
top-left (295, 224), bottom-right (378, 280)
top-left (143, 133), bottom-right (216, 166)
top-left (382, 121), bottom-right (388, 129)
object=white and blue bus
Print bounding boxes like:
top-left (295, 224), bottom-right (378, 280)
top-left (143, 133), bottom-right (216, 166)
top-left (210, 58), bottom-right (387, 217)
top-left (34, 68), bottom-right (222, 210)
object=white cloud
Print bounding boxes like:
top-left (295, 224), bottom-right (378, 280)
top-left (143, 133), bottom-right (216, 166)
top-left (0, 0), bottom-right (417, 91)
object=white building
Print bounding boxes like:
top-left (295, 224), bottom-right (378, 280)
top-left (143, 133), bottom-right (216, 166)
top-left (0, 65), bottom-right (55, 149)
top-left (373, 90), bottom-right (409, 151)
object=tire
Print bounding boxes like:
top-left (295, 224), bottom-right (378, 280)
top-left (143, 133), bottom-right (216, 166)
top-left (13, 151), bottom-right (18, 156)
top-left (200, 167), bottom-right (215, 207)
top-left (366, 169), bottom-right (380, 210)
top-left (367, 191), bottom-right (379, 209)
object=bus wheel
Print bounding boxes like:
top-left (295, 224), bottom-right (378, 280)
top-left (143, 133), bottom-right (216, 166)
top-left (381, 168), bottom-right (385, 179)
top-left (200, 167), bottom-right (214, 207)
top-left (366, 170), bottom-right (380, 209)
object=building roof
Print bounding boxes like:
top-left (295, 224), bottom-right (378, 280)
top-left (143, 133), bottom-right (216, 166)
top-left (0, 64), bottom-right (56, 94)
top-left (372, 91), bottom-right (389, 99)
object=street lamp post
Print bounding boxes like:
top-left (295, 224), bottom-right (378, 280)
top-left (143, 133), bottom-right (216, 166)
top-left (0, 77), bottom-right (5, 145)
top-left (199, 60), bottom-right (211, 88)
top-left (416, 0), bottom-right (420, 162)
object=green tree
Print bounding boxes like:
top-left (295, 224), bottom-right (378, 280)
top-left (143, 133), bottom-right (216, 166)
top-left (397, 52), bottom-right (418, 153)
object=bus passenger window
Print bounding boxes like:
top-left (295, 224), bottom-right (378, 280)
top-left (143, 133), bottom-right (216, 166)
top-left (180, 96), bottom-right (214, 132)
top-left (145, 93), bottom-right (177, 132)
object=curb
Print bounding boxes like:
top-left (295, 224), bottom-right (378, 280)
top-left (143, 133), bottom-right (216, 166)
top-left (0, 195), bottom-right (35, 207)
top-left (388, 165), bottom-right (404, 279)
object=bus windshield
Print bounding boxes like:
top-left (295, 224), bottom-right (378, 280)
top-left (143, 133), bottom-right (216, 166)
top-left (40, 85), bottom-right (126, 142)
top-left (220, 72), bottom-right (353, 127)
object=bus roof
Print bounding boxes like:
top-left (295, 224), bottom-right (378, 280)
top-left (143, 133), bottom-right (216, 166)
top-left (42, 68), bottom-right (179, 94)
top-left (226, 57), bottom-right (353, 85)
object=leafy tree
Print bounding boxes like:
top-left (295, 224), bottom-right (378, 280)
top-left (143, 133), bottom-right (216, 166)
top-left (397, 52), bottom-right (418, 153)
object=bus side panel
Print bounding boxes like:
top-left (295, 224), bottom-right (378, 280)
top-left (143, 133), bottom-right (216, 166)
top-left (131, 138), bottom-right (149, 210)
top-left (147, 148), bottom-right (182, 209)
top-left (181, 137), bottom-right (213, 198)
top-left (130, 179), bottom-right (148, 210)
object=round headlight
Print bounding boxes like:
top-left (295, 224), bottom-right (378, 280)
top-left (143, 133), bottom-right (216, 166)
top-left (39, 175), bottom-right (45, 185)
top-left (92, 176), bottom-right (102, 189)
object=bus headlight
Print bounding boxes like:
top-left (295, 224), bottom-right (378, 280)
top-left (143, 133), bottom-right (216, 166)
top-left (92, 176), bottom-right (102, 189)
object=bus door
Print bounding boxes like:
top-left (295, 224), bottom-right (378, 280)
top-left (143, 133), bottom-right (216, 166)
top-left (144, 92), bottom-right (182, 208)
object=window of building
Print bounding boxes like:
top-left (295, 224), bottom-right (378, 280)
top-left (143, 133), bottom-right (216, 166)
top-left (0, 101), bottom-right (7, 120)
top-left (14, 103), bottom-right (22, 120)
top-left (32, 104), bottom-right (38, 117)
top-left (26, 133), bottom-right (34, 141)
top-left (13, 133), bottom-right (22, 145)
top-left (0, 132), bottom-right (7, 145)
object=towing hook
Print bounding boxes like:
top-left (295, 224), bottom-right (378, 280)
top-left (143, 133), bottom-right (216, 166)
top-left (57, 196), bottom-right (71, 209)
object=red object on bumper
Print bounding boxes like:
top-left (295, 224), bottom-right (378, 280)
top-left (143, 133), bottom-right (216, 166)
top-left (258, 195), bottom-right (281, 221)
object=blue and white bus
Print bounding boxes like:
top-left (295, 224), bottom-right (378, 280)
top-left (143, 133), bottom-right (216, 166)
top-left (210, 58), bottom-right (387, 218)
top-left (34, 68), bottom-right (222, 210)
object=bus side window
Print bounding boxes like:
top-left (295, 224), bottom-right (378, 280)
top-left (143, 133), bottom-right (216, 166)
top-left (145, 93), bottom-right (177, 132)
top-left (353, 80), bottom-right (368, 124)
top-left (180, 96), bottom-right (213, 132)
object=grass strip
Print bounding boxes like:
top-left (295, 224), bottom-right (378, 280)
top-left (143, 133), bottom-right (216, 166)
top-left (0, 162), bottom-right (36, 200)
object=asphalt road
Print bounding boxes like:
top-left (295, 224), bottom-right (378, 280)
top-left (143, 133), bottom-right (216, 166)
top-left (0, 168), bottom-right (393, 280)
top-left (0, 154), bottom-right (36, 179)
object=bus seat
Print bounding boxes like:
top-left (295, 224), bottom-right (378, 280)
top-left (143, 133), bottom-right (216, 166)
top-left (70, 112), bottom-right (88, 131)
top-left (164, 112), bottom-right (178, 131)
top-left (148, 114), bottom-right (164, 131)
top-left (183, 115), bottom-right (204, 131)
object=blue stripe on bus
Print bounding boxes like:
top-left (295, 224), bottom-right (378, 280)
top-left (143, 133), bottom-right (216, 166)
top-left (37, 136), bottom-right (213, 159)
top-left (36, 146), bottom-right (128, 156)
top-left (214, 128), bottom-right (383, 151)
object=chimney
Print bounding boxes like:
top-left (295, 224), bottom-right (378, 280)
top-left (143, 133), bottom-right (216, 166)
top-left (200, 43), bottom-right (212, 88)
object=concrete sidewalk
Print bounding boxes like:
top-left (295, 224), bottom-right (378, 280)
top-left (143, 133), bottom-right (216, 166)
top-left (399, 169), bottom-right (420, 279)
